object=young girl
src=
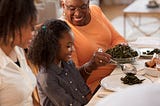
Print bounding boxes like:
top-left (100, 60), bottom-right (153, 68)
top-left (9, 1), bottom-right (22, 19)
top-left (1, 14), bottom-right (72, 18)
top-left (28, 19), bottom-right (92, 106)
top-left (0, 0), bottom-right (37, 105)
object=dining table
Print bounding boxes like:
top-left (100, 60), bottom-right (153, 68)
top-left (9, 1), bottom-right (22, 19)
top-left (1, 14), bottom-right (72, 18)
top-left (85, 38), bottom-right (160, 106)
top-left (123, 0), bottom-right (160, 37)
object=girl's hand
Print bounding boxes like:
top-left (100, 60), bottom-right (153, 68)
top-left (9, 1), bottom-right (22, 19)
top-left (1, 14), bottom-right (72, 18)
top-left (87, 48), bottom-right (111, 70)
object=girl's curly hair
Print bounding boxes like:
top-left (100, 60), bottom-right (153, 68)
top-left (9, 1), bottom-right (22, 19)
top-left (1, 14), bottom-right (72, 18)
top-left (28, 19), bottom-right (71, 68)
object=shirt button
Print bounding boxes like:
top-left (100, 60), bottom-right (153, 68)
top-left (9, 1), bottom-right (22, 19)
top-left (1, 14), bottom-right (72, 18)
top-left (69, 81), bottom-right (72, 84)
top-left (69, 104), bottom-right (73, 106)
top-left (75, 88), bottom-right (78, 91)
top-left (82, 96), bottom-right (85, 98)
top-left (65, 73), bottom-right (68, 75)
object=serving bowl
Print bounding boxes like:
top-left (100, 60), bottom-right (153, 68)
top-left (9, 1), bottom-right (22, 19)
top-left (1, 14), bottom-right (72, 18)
top-left (113, 56), bottom-right (138, 64)
top-left (106, 44), bottom-right (140, 64)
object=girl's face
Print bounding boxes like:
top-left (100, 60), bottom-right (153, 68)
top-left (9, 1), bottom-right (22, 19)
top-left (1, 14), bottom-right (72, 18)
top-left (58, 31), bottom-right (74, 62)
top-left (13, 23), bottom-right (35, 49)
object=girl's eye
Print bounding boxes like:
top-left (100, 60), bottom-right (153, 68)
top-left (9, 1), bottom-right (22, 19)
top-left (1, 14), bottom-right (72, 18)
top-left (67, 42), bottom-right (73, 49)
top-left (67, 45), bottom-right (72, 48)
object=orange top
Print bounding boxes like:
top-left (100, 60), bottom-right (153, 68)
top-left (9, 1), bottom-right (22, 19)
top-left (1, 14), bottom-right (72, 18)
top-left (65, 5), bottom-right (127, 93)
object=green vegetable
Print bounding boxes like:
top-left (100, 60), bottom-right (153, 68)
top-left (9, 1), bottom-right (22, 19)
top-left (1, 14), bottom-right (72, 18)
top-left (146, 48), bottom-right (160, 55)
top-left (121, 73), bottom-right (145, 85)
top-left (106, 44), bottom-right (138, 58)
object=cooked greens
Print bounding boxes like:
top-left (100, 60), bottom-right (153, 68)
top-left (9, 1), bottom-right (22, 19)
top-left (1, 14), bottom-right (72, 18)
top-left (121, 73), bottom-right (145, 85)
top-left (142, 48), bottom-right (160, 55)
top-left (106, 44), bottom-right (138, 58)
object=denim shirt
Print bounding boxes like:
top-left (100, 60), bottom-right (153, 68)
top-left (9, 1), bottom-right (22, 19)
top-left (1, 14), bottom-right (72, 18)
top-left (37, 61), bottom-right (90, 106)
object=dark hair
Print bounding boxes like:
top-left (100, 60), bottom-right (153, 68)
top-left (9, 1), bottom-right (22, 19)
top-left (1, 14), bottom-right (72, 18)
top-left (0, 0), bottom-right (37, 45)
top-left (28, 19), bottom-right (71, 68)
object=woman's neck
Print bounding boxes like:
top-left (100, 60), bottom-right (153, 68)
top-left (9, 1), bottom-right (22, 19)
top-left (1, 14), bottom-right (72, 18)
top-left (0, 44), bottom-right (14, 56)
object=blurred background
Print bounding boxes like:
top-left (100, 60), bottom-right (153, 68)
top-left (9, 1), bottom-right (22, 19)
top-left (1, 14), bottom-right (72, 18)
top-left (34, 0), bottom-right (160, 43)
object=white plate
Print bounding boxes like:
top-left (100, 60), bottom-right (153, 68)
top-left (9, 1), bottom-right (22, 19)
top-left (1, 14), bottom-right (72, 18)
top-left (100, 74), bottom-right (152, 91)
top-left (139, 48), bottom-right (154, 59)
top-left (141, 67), bottom-right (160, 77)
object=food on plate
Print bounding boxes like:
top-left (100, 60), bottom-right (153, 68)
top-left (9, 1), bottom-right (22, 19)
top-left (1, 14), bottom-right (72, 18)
top-left (121, 73), bottom-right (145, 85)
top-left (142, 48), bottom-right (160, 55)
top-left (106, 44), bottom-right (138, 58)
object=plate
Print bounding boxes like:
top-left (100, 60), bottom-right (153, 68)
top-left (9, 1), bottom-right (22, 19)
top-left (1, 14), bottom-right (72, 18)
top-left (139, 48), bottom-right (154, 59)
top-left (140, 67), bottom-right (160, 77)
top-left (100, 74), bottom-right (152, 91)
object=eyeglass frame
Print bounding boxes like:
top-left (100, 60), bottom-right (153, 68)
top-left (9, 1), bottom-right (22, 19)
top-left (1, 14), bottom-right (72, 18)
top-left (64, 3), bottom-right (89, 13)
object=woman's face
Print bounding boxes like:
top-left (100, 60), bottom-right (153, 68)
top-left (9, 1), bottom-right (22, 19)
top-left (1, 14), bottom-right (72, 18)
top-left (62, 0), bottom-right (90, 26)
top-left (13, 23), bottom-right (35, 49)
top-left (58, 31), bottom-right (74, 62)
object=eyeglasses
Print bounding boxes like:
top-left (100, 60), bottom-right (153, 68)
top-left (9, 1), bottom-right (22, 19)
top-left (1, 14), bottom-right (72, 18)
top-left (64, 3), bottom-right (89, 12)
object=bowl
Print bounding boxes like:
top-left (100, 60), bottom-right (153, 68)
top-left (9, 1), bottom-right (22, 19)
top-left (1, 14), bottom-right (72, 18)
top-left (113, 56), bottom-right (138, 64)
top-left (106, 44), bottom-right (140, 64)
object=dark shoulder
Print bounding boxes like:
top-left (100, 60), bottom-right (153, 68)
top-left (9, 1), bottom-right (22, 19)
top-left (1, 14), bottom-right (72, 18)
top-left (37, 65), bottom-right (58, 81)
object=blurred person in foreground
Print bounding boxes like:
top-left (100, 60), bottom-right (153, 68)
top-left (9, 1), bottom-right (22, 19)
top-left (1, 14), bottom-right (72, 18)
top-left (0, 0), bottom-right (38, 105)
top-left (60, 0), bottom-right (127, 93)
top-left (96, 83), bottom-right (160, 106)
top-left (28, 19), bottom-right (96, 106)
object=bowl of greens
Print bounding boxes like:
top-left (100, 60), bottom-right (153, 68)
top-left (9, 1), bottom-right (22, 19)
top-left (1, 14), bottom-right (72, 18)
top-left (106, 44), bottom-right (139, 64)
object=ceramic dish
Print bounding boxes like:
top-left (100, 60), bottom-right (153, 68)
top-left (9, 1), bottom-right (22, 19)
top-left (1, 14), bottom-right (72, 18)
top-left (139, 48), bottom-right (154, 59)
top-left (100, 74), bottom-right (152, 91)
top-left (113, 56), bottom-right (138, 64)
top-left (140, 67), bottom-right (160, 77)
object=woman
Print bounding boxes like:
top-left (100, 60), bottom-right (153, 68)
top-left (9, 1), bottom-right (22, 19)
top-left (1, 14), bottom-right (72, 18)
top-left (28, 19), bottom-right (93, 106)
top-left (0, 0), bottom-right (37, 105)
top-left (61, 0), bottom-right (127, 93)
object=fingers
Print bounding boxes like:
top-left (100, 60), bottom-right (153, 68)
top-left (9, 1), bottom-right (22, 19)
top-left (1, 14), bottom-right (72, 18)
top-left (93, 51), bottom-right (111, 66)
top-left (88, 49), bottom-right (113, 69)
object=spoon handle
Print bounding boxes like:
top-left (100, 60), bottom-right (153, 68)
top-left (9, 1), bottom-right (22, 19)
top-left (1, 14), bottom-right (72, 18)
top-left (110, 58), bottom-right (118, 64)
